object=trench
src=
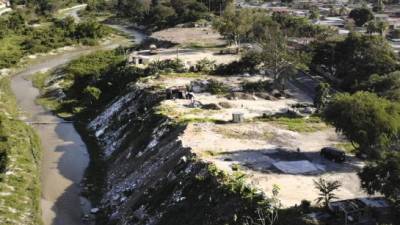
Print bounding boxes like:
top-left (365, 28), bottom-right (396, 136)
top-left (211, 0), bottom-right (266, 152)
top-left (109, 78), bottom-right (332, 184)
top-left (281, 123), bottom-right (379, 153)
top-left (10, 27), bottom-right (147, 225)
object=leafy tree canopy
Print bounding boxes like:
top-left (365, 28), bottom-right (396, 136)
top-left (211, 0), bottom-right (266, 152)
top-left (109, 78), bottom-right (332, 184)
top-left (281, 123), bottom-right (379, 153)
top-left (359, 71), bottom-right (400, 101)
top-left (349, 7), bottom-right (374, 26)
top-left (310, 33), bottom-right (398, 91)
top-left (358, 151), bottom-right (400, 208)
top-left (323, 91), bottom-right (400, 158)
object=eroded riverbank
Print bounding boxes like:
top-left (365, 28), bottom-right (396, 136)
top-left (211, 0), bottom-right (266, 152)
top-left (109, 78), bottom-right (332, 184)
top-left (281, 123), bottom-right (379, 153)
top-left (9, 25), bottom-right (146, 224)
top-left (11, 49), bottom-right (95, 225)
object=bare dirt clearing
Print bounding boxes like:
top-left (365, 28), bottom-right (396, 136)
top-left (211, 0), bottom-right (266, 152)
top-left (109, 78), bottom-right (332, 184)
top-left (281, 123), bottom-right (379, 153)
top-left (141, 48), bottom-right (239, 65)
top-left (151, 27), bottom-right (226, 47)
top-left (145, 74), bottom-right (367, 207)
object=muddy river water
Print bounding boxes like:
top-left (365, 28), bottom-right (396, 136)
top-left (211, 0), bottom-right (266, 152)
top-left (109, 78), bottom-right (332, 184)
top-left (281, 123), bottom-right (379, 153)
top-left (10, 26), bottom-right (146, 225)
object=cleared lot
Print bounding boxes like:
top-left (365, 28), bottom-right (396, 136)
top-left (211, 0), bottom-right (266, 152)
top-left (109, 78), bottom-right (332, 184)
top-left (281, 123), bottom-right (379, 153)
top-left (143, 74), bottom-right (367, 207)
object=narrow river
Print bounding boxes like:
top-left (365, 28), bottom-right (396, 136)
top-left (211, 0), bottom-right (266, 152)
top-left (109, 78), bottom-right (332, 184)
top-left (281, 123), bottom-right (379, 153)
top-left (10, 26), bottom-right (147, 225)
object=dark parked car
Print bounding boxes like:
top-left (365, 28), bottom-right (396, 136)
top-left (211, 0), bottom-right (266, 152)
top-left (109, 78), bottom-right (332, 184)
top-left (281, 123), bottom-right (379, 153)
top-left (320, 147), bottom-right (345, 163)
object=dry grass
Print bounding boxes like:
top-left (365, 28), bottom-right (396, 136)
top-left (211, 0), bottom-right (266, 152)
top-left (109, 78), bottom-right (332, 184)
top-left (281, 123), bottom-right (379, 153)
top-left (213, 125), bottom-right (274, 141)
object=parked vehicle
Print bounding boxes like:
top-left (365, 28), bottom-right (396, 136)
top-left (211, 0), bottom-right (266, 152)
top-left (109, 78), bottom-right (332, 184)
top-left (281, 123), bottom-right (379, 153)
top-left (320, 147), bottom-right (345, 163)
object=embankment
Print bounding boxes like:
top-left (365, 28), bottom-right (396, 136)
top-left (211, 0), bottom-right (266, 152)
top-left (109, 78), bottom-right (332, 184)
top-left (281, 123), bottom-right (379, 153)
top-left (83, 84), bottom-right (267, 225)
top-left (0, 77), bottom-right (42, 225)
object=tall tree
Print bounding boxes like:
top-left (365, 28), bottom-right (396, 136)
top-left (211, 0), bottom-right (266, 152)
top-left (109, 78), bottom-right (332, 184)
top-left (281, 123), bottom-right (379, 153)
top-left (314, 82), bottom-right (331, 111)
top-left (257, 26), bottom-right (297, 91)
top-left (349, 7), bottom-right (374, 26)
top-left (310, 33), bottom-right (398, 91)
top-left (323, 91), bottom-right (400, 158)
top-left (359, 72), bottom-right (400, 101)
top-left (358, 152), bottom-right (400, 209)
top-left (213, 3), bottom-right (256, 47)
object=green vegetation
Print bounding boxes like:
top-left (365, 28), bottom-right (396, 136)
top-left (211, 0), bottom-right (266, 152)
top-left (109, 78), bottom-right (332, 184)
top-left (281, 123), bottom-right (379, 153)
top-left (349, 7), bottom-right (374, 26)
top-left (11, 0), bottom-right (81, 16)
top-left (271, 12), bottom-right (333, 38)
top-left (0, 12), bottom-right (110, 69)
top-left (207, 79), bottom-right (229, 95)
top-left (155, 103), bottom-right (223, 125)
top-left (358, 152), bottom-right (400, 212)
top-left (256, 113), bottom-right (327, 133)
top-left (147, 59), bottom-right (187, 75)
top-left (334, 142), bottom-right (357, 154)
top-left (214, 51), bottom-right (263, 75)
top-left (88, 0), bottom-right (221, 31)
top-left (0, 78), bottom-right (42, 225)
top-left (201, 163), bottom-right (313, 225)
top-left (241, 80), bottom-right (273, 93)
top-left (310, 33), bottom-right (398, 91)
top-left (213, 126), bottom-right (274, 140)
top-left (366, 20), bottom-right (389, 36)
top-left (213, 4), bottom-right (332, 48)
top-left (313, 82), bottom-right (330, 111)
top-left (359, 72), bottom-right (400, 101)
top-left (31, 72), bottom-right (49, 90)
top-left (0, 35), bottom-right (24, 69)
top-left (323, 92), bottom-right (400, 159)
top-left (34, 50), bottom-right (130, 116)
top-left (35, 50), bottom-right (194, 119)
top-left (313, 178), bottom-right (341, 208)
top-left (195, 58), bottom-right (216, 73)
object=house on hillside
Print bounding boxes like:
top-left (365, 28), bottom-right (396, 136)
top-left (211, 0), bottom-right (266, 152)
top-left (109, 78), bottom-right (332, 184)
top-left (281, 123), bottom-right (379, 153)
top-left (328, 197), bottom-right (391, 225)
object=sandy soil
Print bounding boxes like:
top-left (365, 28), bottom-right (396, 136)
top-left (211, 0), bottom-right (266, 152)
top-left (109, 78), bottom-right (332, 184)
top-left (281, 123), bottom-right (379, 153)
top-left (143, 48), bottom-right (239, 65)
top-left (151, 27), bottom-right (226, 46)
top-left (150, 74), bottom-right (367, 207)
top-left (180, 122), bottom-right (365, 207)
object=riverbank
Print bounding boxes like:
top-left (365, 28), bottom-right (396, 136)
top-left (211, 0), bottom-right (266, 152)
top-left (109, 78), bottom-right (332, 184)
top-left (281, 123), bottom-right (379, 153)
top-left (0, 77), bottom-right (43, 225)
top-left (5, 21), bottom-right (146, 225)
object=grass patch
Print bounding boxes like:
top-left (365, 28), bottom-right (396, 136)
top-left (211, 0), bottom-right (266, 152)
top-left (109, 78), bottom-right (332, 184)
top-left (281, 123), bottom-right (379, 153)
top-left (214, 126), bottom-right (274, 140)
top-left (255, 114), bottom-right (327, 133)
top-left (202, 150), bottom-right (220, 157)
top-left (180, 42), bottom-right (225, 50)
top-left (31, 72), bottom-right (50, 91)
top-left (35, 97), bottom-right (61, 111)
top-left (161, 72), bottom-right (204, 79)
top-left (335, 142), bottom-right (357, 154)
top-left (155, 103), bottom-right (224, 125)
top-left (0, 35), bottom-right (24, 69)
top-left (0, 77), bottom-right (43, 225)
top-left (177, 117), bottom-right (223, 124)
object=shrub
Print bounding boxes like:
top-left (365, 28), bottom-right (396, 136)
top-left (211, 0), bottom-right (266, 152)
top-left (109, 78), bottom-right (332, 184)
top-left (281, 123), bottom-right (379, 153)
top-left (242, 80), bottom-right (273, 92)
top-left (83, 86), bottom-right (102, 106)
top-left (0, 147), bottom-right (8, 175)
top-left (300, 200), bottom-right (311, 213)
top-left (207, 79), bottom-right (229, 94)
top-left (147, 59), bottom-right (187, 75)
top-left (214, 51), bottom-right (263, 75)
top-left (195, 58), bottom-right (216, 73)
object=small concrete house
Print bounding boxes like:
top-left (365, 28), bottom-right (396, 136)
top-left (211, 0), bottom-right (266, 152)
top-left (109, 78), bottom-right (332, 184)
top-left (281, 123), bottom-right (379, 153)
top-left (128, 52), bottom-right (152, 66)
top-left (328, 197), bottom-right (391, 225)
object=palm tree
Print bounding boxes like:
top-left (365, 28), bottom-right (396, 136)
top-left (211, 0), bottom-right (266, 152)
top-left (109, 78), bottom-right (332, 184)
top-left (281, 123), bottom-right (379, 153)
top-left (313, 178), bottom-right (341, 208)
